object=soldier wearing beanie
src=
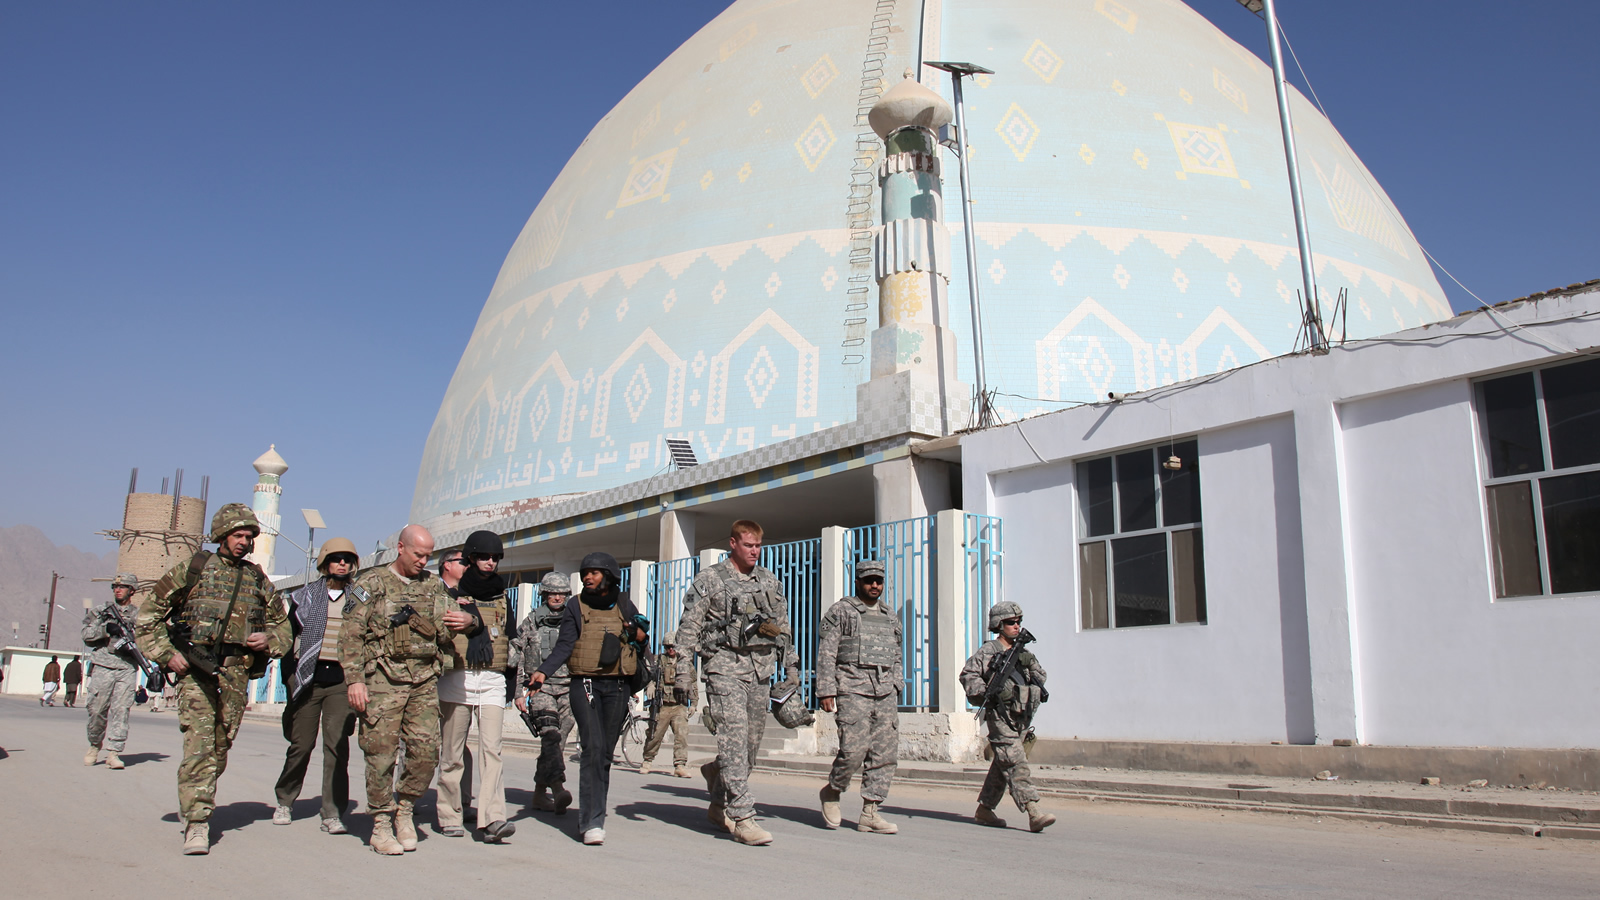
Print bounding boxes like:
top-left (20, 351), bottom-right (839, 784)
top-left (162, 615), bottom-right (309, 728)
top-left (435, 530), bottom-right (518, 844)
top-left (136, 503), bottom-right (292, 855)
top-left (817, 559), bottom-right (902, 834)
top-left (82, 572), bottom-right (143, 769)
top-left (512, 571), bottom-right (576, 814)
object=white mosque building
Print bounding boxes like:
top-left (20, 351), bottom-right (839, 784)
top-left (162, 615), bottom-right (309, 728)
top-left (400, 0), bottom-right (1599, 781)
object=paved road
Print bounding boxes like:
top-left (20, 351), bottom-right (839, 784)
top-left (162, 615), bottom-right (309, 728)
top-left (2, 697), bottom-right (1595, 898)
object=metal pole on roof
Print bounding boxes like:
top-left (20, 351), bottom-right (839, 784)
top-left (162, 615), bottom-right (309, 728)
top-left (1241, 0), bottom-right (1326, 351)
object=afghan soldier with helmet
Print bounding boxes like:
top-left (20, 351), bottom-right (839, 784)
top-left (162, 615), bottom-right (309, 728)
top-left (435, 530), bottom-right (518, 844)
top-left (339, 523), bottom-right (472, 855)
top-left (513, 570), bottom-right (576, 814)
top-left (81, 572), bottom-right (144, 770)
top-left (135, 503), bottom-right (292, 855)
top-left (639, 629), bottom-right (697, 778)
top-left (674, 519), bottom-right (799, 846)
top-left (959, 600), bottom-right (1057, 833)
top-left (816, 559), bottom-right (902, 834)
top-left (271, 536), bottom-right (362, 834)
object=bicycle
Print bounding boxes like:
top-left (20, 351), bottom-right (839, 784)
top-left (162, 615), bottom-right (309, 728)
top-left (617, 692), bottom-right (652, 766)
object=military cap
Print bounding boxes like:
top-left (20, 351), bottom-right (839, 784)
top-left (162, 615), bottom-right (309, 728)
top-left (208, 502), bottom-right (261, 543)
top-left (112, 573), bottom-right (139, 588)
top-left (855, 560), bottom-right (886, 580)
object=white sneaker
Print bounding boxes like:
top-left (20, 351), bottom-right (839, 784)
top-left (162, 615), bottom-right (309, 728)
top-left (582, 827), bottom-right (605, 845)
top-left (272, 805), bottom-right (292, 825)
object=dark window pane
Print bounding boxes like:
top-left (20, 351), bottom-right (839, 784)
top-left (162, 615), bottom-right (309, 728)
top-left (1160, 439), bottom-right (1202, 526)
top-left (1480, 373), bottom-right (1544, 478)
top-left (1079, 541), bottom-right (1108, 629)
top-left (1173, 528), bottom-right (1207, 623)
top-left (1117, 449), bottom-right (1158, 532)
top-left (1078, 458), bottom-right (1114, 537)
top-left (1540, 471), bottom-right (1600, 595)
top-left (1112, 533), bottom-right (1169, 627)
top-left (1486, 482), bottom-right (1542, 598)
top-left (1541, 358), bottom-right (1600, 470)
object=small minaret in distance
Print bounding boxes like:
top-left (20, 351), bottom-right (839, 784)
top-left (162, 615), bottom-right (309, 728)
top-left (248, 444), bottom-right (288, 575)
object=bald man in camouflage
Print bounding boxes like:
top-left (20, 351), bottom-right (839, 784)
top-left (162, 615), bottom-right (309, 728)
top-left (137, 503), bottom-right (291, 855)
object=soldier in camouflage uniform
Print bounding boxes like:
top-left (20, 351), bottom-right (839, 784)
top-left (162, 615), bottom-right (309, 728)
top-left (958, 601), bottom-right (1056, 833)
top-left (135, 503), bottom-right (291, 855)
top-left (675, 520), bottom-right (797, 846)
top-left (816, 559), bottom-right (902, 834)
top-left (340, 524), bottom-right (468, 855)
top-left (512, 571), bottom-right (575, 814)
top-left (82, 572), bottom-right (143, 770)
top-left (639, 629), bottom-right (696, 777)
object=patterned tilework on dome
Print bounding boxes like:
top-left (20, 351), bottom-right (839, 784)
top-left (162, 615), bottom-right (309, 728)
top-left (412, 0), bottom-right (1447, 525)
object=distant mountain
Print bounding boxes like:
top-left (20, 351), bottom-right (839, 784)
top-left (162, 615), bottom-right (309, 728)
top-left (0, 524), bottom-right (117, 650)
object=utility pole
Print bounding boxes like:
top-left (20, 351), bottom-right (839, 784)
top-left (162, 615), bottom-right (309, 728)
top-left (44, 571), bottom-right (60, 649)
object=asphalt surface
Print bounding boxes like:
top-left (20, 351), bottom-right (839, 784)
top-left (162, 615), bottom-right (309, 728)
top-left (2, 696), bottom-right (1596, 898)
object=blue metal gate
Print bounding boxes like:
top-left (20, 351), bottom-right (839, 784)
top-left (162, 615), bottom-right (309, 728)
top-left (848, 516), bottom-right (936, 710)
top-left (645, 556), bottom-right (700, 653)
top-left (761, 537), bottom-right (822, 706)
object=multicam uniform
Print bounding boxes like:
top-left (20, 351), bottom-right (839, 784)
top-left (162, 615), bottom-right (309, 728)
top-left (82, 600), bottom-right (140, 755)
top-left (136, 551), bottom-right (290, 825)
top-left (817, 593), bottom-right (902, 803)
top-left (674, 558), bottom-right (796, 824)
top-left (642, 650), bottom-right (697, 770)
top-left (514, 599), bottom-right (575, 793)
top-left (959, 638), bottom-right (1048, 813)
top-left (339, 565), bottom-right (454, 817)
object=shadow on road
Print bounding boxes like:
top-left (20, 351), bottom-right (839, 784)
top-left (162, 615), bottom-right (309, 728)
top-left (116, 751), bottom-right (169, 766)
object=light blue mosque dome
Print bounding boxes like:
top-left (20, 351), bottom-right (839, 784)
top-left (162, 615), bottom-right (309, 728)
top-left (413, 0), bottom-right (1448, 525)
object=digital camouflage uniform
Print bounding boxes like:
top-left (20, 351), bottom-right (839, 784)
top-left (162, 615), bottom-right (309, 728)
top-left (135, 551), bottom-right (290, 824)
top-left (817, 593), bottom-right (902, 803)
top-left (674, 557), bottom-right (796, 823)
top-left (82, 599), bottom-right (140, 753)
top-left (959, 638), bottom-right (1048, 813)
top-left (513, 599), bottom-right (575, 790)
top-left (642, 650), bottom-right (697, 769)
top-left (339, 564), bottom-right (454, 815)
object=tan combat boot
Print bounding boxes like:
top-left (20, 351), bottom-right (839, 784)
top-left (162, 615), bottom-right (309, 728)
top-left (530, 784), bottom-right (554, 811)
top-left (182, 820), bottom-right (210, 855)
top-left (674, 765), bottom-right (689, 778)
top-left (105, 753), bottom-right (125, 770)
top-left (639, 760), bottom-right (653, 775)
top-left (394, 798), bottom-right (419, 851)
top-left (731, 816), bottom-right (773, 846)
top-left (974, 804), bottom-right (1008, 828)
top-left (857, 800), bottom-right (898, 834)
top-left (819, 785), bottom-right (842, 829)
top-left (84, 745), bottom-right (100, 766)
top-left (707, 802), bottom-right (733, 833)
top-left (369, 812), bottom-right (405, 855)
top-left (700, 759), bottom-right (720, 792)
top-left (1026, 801), bottom-right (1057, 833)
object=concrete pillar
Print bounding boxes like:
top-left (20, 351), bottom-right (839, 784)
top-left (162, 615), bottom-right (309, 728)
top-left (819, 526), bottom-right (849, 614)
top-left (872, 454), bottom-right (954, 523)
top-left (934, 508), bottom-right (965, 714)
top-left (1293, 400), bottom-right (1361, 745)
top-left (659, 509), bottom-right (695, 562)
top-left (629, 559), bottom-right (653, 609)
top-left (698, 548), bottom-right (724, 572)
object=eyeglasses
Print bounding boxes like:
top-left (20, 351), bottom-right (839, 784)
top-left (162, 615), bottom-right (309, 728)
top-left (859, 576), bottom-right (884, 585)
top-left (1000, 617), bottom-right (1023, 627)
top-left (471, 553), bottom-right (504, 562)
top-left (443, 557), bottom-right (467, 567)
top-left (325, 554), bottom-right (358, 566)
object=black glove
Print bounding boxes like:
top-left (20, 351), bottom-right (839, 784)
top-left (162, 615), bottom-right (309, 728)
top-left (103, 618), bottom-right (125, 637)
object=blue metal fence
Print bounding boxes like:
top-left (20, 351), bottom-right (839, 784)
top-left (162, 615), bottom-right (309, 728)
top-left (963, 513), bottom-right (1004, 662)
top-left (761, 537), bottom-right (822, 706)
top-left (848, 516), bottom-right (936, 710)
top-left (645, 556), bottom-right (700, 653)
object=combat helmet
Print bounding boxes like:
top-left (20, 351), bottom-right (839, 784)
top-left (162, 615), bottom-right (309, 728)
top-left (112, 572), bottom-right (139, 589)
top-left (208, 502), bottom-right (261, 543)
top-left (579, 551), bottom-right (622, 585)
top-left (316, 537), bottom-right (359, 571)
top-left (987, 600), bottom-right (1024, 633)
top-left (538, 571), bottom-right (570, 594)
top-left (661, 630), bottom-right (677, 647)
top-left (464, 530), bottom-right (504, 557)
top-left (770, 683), bottom-right (815, 729)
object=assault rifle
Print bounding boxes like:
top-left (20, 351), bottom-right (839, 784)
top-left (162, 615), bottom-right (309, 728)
top-left (100, 609), bottom-right (168, 692)
top-left (982, 627), bottom-right (1048, 710)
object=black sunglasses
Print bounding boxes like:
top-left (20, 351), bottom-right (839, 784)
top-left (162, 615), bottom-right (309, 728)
top-left (470, 553), bottom-right (504, 562)
top-left (1000, 617), bottom-right (1023, 626)
top-left (324, 554), bottom-right (358, 566)
top-left (859, 576), bottom-right (884, 585)
top-left (443, 557), bottom-right (467, 566)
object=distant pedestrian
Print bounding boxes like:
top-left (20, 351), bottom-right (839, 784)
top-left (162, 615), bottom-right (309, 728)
top-left (41, 655), bottom-right (61, 706)
top-left (63, 657), bottom-right (83, 707)
top-left (639, 630), bottom-right (695, 777)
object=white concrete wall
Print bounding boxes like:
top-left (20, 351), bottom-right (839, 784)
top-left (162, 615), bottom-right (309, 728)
top-left (960, 289), bottom-right (1600, 749)
top-left (1341, 380), bottom-right (1600, 748)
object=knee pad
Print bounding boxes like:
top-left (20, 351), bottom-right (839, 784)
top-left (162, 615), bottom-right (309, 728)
top-left (533, 709), bottom-right (561, 736)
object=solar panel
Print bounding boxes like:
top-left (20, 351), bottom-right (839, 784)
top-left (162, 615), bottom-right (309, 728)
top-left (665, 438), bottom-right (698, 469)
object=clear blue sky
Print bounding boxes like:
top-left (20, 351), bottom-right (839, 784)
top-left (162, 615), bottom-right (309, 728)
top-left (2, 1), bottom-right (1594, 564)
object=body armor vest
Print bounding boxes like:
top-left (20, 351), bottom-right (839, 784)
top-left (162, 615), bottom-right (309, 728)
top-left (384, 590), bottom-right (440, 660)
top-left (838, 598), bottom-right (899, 667)
top-left (174, 555), bottom-right (269, 649)
top-left (536, 606), bottom-right (568, 678)
top-left (317, 598), bottom-right (345, 663)
top-left (569, 600), bottom-right (636, 677)
top-left (448, 598), bottom-right (510, 670)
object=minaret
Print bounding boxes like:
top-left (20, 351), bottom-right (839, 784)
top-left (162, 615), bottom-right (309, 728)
top-left (858, 71), bottom-right (970, 438)
top-left (248, 444), bottom-right (288, 575)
